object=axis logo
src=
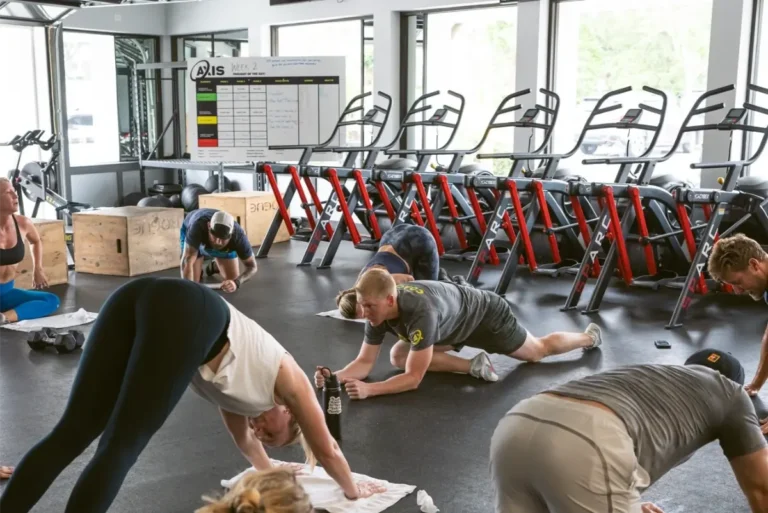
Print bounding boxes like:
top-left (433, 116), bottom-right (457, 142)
top-left (191, 60), bottom-right (225, 82)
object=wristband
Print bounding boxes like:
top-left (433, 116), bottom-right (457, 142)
top-left (234, 278), bottom-right (241, 289)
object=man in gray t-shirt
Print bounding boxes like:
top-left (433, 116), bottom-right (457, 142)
top-left (490, 350), bottom-right (768, 513)
top-left (315, 269), bottom-right (603, 400)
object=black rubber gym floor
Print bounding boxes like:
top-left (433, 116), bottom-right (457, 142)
top-left (0, 242), bottom-right (764, 512)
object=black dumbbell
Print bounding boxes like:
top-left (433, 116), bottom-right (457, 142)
top-left (55, 330), bottom-right (85, 354)
top-left (27, 328), bottom-right (58, 351)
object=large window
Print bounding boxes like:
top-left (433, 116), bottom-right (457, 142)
top-left (273, 18), bottom-right (373, 147)
top-left (0, 24), bottom-right (51, 175)
top-left (63, 31), bottom-right (158, 167)
top-left (552, 0), bottom-right (713, 179)
top-left (406, 6), bottom-right (518, 174)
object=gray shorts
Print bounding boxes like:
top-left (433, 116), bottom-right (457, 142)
top-left (490, 393), bottom-right (651, 513)
top-left (459, 295), bottom-right (528, 355)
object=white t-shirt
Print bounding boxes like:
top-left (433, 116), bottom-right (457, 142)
top-left (189, 300), bottom-right (288, 417)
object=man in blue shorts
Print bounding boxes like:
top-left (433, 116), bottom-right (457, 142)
top-left (180, 208), bottom-right (257, 293)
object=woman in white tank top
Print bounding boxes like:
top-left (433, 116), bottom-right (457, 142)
top-left (0, 278), bottom-right (383, 513)
top-left (190, 293), bottom-right (386, 502)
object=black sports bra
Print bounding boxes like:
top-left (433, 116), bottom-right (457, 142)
top-left (0, 216), bottom-right (25, 266)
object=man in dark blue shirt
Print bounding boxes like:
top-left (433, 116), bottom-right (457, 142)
top-left (180, 208), bottom-right (257, 293)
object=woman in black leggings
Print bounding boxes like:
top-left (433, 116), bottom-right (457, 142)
top-left (0, 277), bottom-right (383, 513)
top-left (336, 224), bottom-right (442, 318)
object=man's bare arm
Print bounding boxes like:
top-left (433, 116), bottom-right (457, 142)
top-left (235, 255), bottom-right (258, 286)
top-left (181, 243), bottom-right (199, 281)
top-left (730, 447), bottom-right (768, 512)
top-left (747, 323), bottom-right (768, 394)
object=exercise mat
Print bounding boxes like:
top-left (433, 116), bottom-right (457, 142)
top-left (317, 309), bottom-right (366, 324)
top-left (222, 459), bottom-right (418, 513)
top-left (1, 308), bottom-right (98, 332)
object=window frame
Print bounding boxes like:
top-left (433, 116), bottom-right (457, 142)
top-left (61, 28), bottom-right (162, 165)
top-left (173, 30), bottom-right (249, 59)
top-left (546, 0), bottom-right (716, 161)
top-left (0, 22), bottom-right (54, 169)
top-left (743, 0), bottom-right (764, 166)
top-left (400, 2), bottom-right (519, 151)
top-left (270, 15), bottom-right (373, 104)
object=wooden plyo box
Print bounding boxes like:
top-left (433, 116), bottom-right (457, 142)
top-left (15, 218), bottom-right (69, 289)
top-left (199, 191), bottom-right (290, 246)
top-left (73, 207), bottom-right (184, 276)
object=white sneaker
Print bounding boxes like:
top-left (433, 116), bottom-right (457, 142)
top-left (469, 352), bottom-right (499, 382)
top-left (584, 323), bottom-right (602, 351)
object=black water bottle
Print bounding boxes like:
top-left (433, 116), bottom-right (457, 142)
top-left (321, 367), bottom-right (342, 442)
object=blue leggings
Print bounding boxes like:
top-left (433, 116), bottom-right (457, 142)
top-left (0, 280), bottom-right (60, 320)
top-left (379, 224), bottom-right (440, 280)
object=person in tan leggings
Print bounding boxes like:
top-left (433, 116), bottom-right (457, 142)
top-left (490, 349), bottom-right (768, 513)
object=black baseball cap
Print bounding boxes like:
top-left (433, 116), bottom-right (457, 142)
top-left (210, 211), bottom-right (234, 239)
top-left (684, 349), bottom-right (745, 385)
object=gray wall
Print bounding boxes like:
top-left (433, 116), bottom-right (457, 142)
top-left (64, 4), bottom-right (167, 35)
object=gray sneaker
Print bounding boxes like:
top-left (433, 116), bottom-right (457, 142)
top-left (469, 352), bottom-right (499, 382)
top-left (584, 323), bottom-right (602, 351)
top-left (452, 275), bottom-right (470, 287)
top-left (438, 267), bottom-right (451, 282)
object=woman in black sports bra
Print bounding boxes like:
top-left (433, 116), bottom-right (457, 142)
top-left (0, 178), bottom-right (60, 327)
top-left (336, 224), bottom-right (441, 319)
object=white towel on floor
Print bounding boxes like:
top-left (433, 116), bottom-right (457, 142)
top-left (1, 308), bottom-right (98, 332)
top-left (222, 460), bottom-right (416, 513)
top-left (317, 309), bottom-right (366, 324)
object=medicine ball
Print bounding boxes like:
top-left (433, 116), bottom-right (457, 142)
top-left (169, 193), bottom-right (182, 209)
top-left (123, 192), bottom-right (145, 206)
top-left (137, 195), bottom-right (173, 208)
top-left (204, 175), bottom-right (232, 193)
top-left (181, 184), bottom-right (209, 211)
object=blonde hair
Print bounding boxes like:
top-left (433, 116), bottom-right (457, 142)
top-left (708, 234), bottom-right (768, 281)
top-left (286, 418), bottom-right (316, 470)
top-left (336, 288), bottom-right (357, 319)
top-left (355, 268), bottom-right (396, 299)
top-left (196, 468), bottom-right (313, 513)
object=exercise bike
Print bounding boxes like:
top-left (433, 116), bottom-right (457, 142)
top-left (8, 131), bottom-right (92, 268)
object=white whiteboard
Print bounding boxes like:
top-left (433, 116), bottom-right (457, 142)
top-left (187, 57), bottom-right (346, 162)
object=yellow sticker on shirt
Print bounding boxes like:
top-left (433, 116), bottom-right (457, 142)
top-left (410, 329), bottom-right (424, 346)
top-left (398, 285), bottom-right (425, 294)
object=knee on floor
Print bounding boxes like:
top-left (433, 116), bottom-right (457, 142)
top-left (45, 292), bottom-right (61, 310)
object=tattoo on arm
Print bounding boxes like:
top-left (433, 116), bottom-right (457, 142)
top-left (181, 244), bottom-right (198, 279)
top-left (236, 257), bottom-right (258, 285)
top-left (236, 265), bottom-right (258, 284)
